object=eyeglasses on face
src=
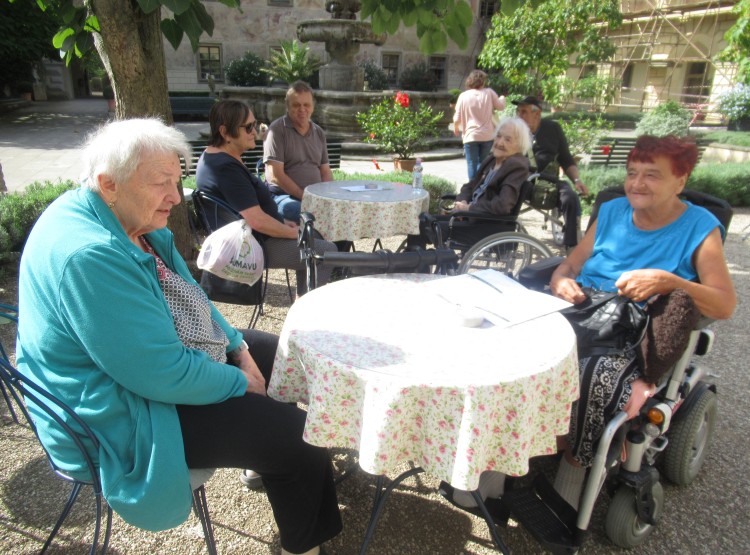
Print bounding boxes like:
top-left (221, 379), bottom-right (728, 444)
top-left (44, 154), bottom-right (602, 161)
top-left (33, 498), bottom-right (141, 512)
top-left (242, 120), bottom-right (259, 134)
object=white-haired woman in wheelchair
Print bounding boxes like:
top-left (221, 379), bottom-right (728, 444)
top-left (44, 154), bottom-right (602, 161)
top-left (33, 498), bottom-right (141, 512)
top-left (549, 134), bottom-right (736, 510)
top-left (406, 116), bottom-right (531, 250)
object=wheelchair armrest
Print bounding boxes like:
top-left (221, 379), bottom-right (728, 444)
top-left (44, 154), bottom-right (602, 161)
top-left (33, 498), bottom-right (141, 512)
top-left (517, 256), bottom-right (565, 291)
top-left (447, 211), bottom-right (518, 225)
top-left (298, 212), bottom-right (317, 250)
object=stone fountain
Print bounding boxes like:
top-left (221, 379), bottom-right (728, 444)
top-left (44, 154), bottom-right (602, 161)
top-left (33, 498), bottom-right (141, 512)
top-left (222, 0), bottom-right (452, 143)
top-left (297, 1), bottom-right (386, 92)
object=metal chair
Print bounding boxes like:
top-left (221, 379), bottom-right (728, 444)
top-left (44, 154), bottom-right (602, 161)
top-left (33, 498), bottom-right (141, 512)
top-left (0, 302), bottom-right (19, 423)
top-left (192, 190), bottom-right (293, 327)
top-left (0, 356), bottom-right (218, 554)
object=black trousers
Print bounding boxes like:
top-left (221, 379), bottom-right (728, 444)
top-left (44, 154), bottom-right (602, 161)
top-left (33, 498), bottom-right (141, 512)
top-left (177, 329), bottom-right (342, 553)
top-left (558, 181), bottom-right (581, 247)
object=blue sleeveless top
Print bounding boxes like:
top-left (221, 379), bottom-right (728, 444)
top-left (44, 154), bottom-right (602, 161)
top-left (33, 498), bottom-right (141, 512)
top-left (578, 197), bottom-right (723, 292)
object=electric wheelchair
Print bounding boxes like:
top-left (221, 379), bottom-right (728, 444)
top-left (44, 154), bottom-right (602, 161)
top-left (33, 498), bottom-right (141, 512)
top-left (490, 186), bottom-right (732, 553)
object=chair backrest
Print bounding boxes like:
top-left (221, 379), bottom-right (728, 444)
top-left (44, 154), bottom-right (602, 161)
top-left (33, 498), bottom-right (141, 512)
top-left (193, 190), bottom-right (243, 233)
top-left (588, 186), bottom-right (733, 242)
top-left (192, 190), bottom-right (265, 308)
top-left (0, 357), bottom-right (100, 487)
top-left (0, 303), bottom-right (18, 362)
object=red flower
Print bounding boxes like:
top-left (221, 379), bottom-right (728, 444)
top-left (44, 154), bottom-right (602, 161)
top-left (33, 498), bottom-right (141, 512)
top-left (395, 91), bottom-right (410, 108)
top-left (372, 159), bottom-right (381, 171)
top-left (369, 132), bottom-right (376, 139)
top-left (601, 145), bottom-right (612, 155)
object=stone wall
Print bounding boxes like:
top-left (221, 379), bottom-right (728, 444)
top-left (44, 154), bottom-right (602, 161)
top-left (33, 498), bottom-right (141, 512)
top-left (701, 143), bottom-right (750, 164)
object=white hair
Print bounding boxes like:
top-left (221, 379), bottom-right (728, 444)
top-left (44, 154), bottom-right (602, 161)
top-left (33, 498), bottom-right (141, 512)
top-left (80, 118), bottom-right (191, 191)
top-left (496, 116), bottom-right (532, 156)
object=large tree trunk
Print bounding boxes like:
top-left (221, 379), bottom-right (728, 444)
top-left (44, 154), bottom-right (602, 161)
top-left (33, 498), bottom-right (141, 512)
top-left (89, 0), bottom-right (196, 261)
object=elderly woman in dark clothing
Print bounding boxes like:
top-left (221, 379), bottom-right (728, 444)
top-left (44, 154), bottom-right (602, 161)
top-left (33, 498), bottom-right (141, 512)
top-left (195, 99), bottom-right (336, 297)
top-left (408, 116), bottom-right (531, 249)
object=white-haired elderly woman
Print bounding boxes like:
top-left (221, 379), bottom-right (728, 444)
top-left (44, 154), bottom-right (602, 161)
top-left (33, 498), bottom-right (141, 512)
top-left (407, 116), bottom-right (532, 249)
top-left (15, 119), bottom-right (341, 555)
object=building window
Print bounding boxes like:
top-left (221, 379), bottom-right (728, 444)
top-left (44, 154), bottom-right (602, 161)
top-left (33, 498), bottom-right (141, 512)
top-left (197, 44), bottom-right (223, 82)
top-left (382, 53), bottom-right (400, 88)
top-left (479, 0), bottom-right (499, 18)
top-left (429, 56), bottom-right (447, 89)
top-left (683, 62), bottom-right (712, 105)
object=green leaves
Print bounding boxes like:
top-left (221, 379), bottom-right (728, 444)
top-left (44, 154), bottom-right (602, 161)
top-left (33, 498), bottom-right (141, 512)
top-left (361, 0), bottom-right (472, 54)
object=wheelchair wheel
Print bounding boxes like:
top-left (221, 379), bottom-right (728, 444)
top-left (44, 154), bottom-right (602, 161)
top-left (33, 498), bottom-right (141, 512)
top-left (605, 481), bottom-right (663, 549)
top-left (458, 232), bottom-right (553, 279)
top-left (663, 385), bottom-right (717, 486)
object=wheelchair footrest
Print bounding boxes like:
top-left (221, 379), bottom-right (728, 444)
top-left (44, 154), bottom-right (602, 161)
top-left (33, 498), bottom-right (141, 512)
top-left (500, 474), bottom-right (585, 555)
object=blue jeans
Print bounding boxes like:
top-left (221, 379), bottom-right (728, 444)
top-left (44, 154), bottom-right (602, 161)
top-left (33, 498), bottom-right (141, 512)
top-left (274, 194), bottom-right (302, 223)
top-left (463, 140), bottom-right (494, 180)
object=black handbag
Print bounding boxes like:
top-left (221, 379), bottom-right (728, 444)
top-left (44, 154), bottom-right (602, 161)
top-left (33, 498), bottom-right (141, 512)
top-left (561, 288), bottom-right (649, 358)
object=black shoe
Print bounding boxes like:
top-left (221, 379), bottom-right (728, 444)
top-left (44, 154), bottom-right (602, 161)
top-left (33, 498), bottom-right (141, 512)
top-left (438, 481), bottom-right (510, 526)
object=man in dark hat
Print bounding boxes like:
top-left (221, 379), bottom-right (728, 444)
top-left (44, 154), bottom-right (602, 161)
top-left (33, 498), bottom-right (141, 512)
top-left (513, 95), bottom-right (587, 250)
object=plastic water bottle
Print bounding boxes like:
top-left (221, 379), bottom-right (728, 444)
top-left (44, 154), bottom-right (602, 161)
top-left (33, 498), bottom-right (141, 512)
top-left (412, 158), bottom-right (424, 195)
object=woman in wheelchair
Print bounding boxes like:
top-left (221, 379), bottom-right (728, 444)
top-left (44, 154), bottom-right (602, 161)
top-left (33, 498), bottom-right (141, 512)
top-left (196, 99), bottom-right (337, 297)
top-left (549, 134), bottom-right (736, 510)
top-left (407, 116), bottom-right (531, 250)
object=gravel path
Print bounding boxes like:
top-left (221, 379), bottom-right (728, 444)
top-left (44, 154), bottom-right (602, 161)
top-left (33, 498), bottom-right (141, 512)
top-left (0, 208), bottom-right (748, 555)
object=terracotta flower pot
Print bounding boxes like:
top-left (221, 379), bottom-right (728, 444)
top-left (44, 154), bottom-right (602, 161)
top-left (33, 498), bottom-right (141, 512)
top-left (393, 158), bottom-right (416, 173)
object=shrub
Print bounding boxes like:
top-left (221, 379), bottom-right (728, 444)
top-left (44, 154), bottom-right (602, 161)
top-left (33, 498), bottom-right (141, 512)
top-left (261, 40), bottom-right (322, 86)
top-left (717, 84), bottom-right (750, 125)
top-left (358, 59), bottom-right (388, 91)
top-left (333, 169), bottom-right (455, 213)
top-left (558, 113), bottom-right (614, 161)
top-left (635, 100), bottom-right (692, 137)
top-left (224, 51), bottom-right (269, 87)
top-left (697, 130), bottom-right (750, 148)
top-left (0, 180), bottom-right (76, 261)
top-left (398, 62), bottom-right (437, 92)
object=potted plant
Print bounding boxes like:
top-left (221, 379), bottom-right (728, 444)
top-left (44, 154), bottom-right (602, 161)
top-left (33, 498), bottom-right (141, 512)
top-left (717, 84), bottom-right (750, 131)
top-left (356, 91), bottom-right (444, 172)
top-left (260, 40), bottom-right (321, 86)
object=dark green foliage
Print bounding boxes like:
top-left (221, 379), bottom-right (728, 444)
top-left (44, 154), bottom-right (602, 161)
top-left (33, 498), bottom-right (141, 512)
top-left (0, 181), bottom-right (77, 260)
top-left (224, 51), bottom-right (269, 87)
top-left (398, 62), bottom-right (437, 92)
top-left (0, 0), bottom-right (59, 88)
top-left (333, 169), bottom-right (455, 213)
top-left (358, 59), bottom-right (388, 91)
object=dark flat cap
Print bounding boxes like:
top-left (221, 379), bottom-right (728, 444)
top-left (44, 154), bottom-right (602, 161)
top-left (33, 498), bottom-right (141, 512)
top-left (511, 95), bottom-right (542, 109)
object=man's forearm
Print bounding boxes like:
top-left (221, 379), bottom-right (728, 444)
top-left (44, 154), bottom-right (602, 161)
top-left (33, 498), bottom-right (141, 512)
top-left (267, 164), bottom-right (305, 199)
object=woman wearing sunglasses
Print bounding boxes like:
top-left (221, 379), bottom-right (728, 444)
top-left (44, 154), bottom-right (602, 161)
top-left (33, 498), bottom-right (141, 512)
top-left (196, 99), bottom-right (336, 299)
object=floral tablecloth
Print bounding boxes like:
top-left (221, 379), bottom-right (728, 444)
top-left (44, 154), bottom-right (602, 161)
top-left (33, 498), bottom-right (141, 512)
top-left (268, 274), bottom-right (579, 491)
top-left (301, 180), bottom-right (429, 242)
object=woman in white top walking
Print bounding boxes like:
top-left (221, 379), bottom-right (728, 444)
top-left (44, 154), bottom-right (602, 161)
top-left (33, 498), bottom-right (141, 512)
top-left (453, 70), bottom-right (506, 180)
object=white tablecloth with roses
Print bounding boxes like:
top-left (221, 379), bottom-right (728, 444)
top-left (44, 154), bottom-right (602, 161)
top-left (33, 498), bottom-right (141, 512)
top-left (301, 180), bottom-right (429, 242)
top-left (268, 273), bottom-right (579, 491)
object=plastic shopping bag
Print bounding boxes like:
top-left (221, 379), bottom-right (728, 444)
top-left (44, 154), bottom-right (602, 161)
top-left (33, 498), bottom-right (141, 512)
top-left (197, 220), bottom-right (264, 286)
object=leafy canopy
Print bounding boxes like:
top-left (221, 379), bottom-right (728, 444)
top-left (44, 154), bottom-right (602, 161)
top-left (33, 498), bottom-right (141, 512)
top-left (22, 0), bottom-right (241, 65)
top-left (478, 0), bottom-right (621, 95)
top-left (718, 0), bottom-right (750, 85)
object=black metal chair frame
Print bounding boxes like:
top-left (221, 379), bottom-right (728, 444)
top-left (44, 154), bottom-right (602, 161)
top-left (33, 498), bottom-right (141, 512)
top-left (191, 190), bottom-right (294, 327)
top-left (299, 212), bottom-right (459, 291)
top-left (0, 356), bottom-right (219, 554)
top-left (0, 302), bottom-right (19, 423)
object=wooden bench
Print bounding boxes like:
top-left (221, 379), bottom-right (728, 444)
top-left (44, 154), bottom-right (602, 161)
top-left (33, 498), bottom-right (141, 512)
top-left (182, 140), bottom-right (342, 176)
top-left (169, 96), bottom-right (216, 119)
top-left (588, 137), bottom-right (710, 168)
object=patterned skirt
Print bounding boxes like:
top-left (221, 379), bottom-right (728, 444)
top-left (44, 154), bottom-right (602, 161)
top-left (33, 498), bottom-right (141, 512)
top-left (567, 350), bottom-right (640, 467)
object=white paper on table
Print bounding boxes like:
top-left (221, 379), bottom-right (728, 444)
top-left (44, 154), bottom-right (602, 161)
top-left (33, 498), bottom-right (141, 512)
top-left (423, 269), bottom-right (572, 327)
top-left (340, 184), bottom-right (392, 192)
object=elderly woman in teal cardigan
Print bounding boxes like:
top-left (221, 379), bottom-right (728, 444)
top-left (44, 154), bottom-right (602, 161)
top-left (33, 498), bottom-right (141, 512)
top-left (16, 119), bottom-right (341, 555)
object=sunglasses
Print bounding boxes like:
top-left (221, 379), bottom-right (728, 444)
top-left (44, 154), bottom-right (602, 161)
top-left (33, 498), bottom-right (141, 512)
top-left (242, 120), bottom-right (259, 134)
